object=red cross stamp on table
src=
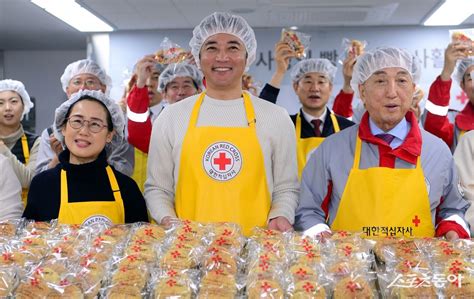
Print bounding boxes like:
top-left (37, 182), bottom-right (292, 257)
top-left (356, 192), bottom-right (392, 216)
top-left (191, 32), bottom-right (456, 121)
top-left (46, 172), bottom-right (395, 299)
top-left (412, 215), bottom-right (421, 227)
top-left (203, 142), bottom-right (242, 181)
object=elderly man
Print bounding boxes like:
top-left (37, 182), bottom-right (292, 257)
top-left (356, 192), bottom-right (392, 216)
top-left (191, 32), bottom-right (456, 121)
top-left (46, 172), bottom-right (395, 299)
top-left (145, 12), bottom-right (299, 235)
top-left (127, 61), bottom-right (202, 190)
top-left (35, 59), bottom-right (134, 176)
top-left (289, 58), bottom-right (354, 178)
top-left (295, 47), bottom-right (470, 240)
top-left (127, 61), bottom-right (203, 153)
top-left (423, 41), bottom-right (474, 151)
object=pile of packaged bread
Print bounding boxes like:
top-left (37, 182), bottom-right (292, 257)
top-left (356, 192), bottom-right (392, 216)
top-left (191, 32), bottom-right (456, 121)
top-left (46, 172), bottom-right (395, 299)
top-left (1, 219), bottom-right (473, 298)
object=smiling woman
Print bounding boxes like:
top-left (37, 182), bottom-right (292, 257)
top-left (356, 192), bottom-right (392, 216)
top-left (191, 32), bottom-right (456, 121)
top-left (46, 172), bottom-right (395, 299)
top-left (23, 90), bottom-right (149, 225)
top-left (0, 79), bottom-right (39, 208)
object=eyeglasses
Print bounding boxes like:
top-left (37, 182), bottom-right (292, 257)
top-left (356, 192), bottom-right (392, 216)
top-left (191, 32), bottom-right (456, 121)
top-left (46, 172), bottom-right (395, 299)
top-left (67, 116), bottom-right (108, 133)
top-left (70, 78), bottom-right (101, 88)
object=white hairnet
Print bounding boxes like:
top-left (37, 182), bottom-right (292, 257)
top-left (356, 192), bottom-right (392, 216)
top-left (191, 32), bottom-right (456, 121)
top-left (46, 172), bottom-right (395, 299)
top-left (53, 90), bottom-right (125, 145)
top-left (0, 79), bottom-right (34, 120)
top-left (453, 57), bottom-right (474, 84)
top-left (60, 59), bottom-right (112, 94)
top-left (351, 47), bottom-right (421, 95)
top-left (189, 12), bottom-right (257, 72)
top-left (158, 62), bottom-right (204, 92)
top-left (290, 58), bottom-right (337, 83)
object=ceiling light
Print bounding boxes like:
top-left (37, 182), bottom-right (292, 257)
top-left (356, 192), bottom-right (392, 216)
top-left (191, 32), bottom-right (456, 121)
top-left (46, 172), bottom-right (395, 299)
top-left (424, 0), bottom-right (474, 26)
top-left (289, 26), bottom-right (299, 30)
top-left (31, 0), bottom-right (113, 32)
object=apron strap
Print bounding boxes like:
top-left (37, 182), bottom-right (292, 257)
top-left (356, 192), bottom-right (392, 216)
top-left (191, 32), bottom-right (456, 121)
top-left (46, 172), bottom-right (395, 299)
top-left (21, 134), bottom-right (30, 164)
top-left (106, 166), bottom-right (122, 200)
top-left (352, 135), bottom-right (363, 169)
top-left (60, 169), bottom-right (68, 206)
top-left (295, 113), bottom-right (302, 139)
top-left (330, 113), bottom-right (340, 133)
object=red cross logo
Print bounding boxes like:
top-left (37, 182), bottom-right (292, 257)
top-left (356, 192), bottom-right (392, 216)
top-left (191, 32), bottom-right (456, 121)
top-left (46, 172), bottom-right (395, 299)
top-left (412, 215), bottom-right (421, 227)
top-left (166, 279), bottom-right (177, 287)
top-left (295, 268), bottom-right (307, 277)
top-left (222, 229), bottom-right (232, 236)
top-left (167, 269), bottom-right (177, 277)
top-left (303, 282), bottom-right (315, 292)
top-left (212, 255), bottom-right (223, 263)
top-left (145, 228), bottom-right (154, 236)
top-left (346, 281), bottom-right (359, 292)
top-left (449, 265), bottom-right (461, 274)
top-left (261, 281), bottom-right (272, 292)
top-left (93, 237), bottom-right (104, 246)
top-left (343, 245), bottom-right (353, 256)
top-left (214, 268), bottom-right (225, 275)
top-left (443, 248), bottom-right (454, 255)
top-left (171, 250), bottom-right (181, 259)
top-left (216, 237), bottom-right (228, 246)
top-left (30, 277), bottom-right (40, 286)
top-left (338, 231), bottom-right (349, 237)
top-left (451, 260), bottom-right (463, 267)
top-left (208, 247), bottom-right (219, 254)
top-left (264, 229), bottom-right (275, 236)
top-left (2, 252), bottom-right (11, 261)
top-left (457, 91), bottom-right (469, 105)
top-left (259, 261), bottom-right (269, 271)
top-left (135, 239), bottom-right (146, 245)
top-left (127, 255), bottom-right (138, 262)
top-left (213, 152), bottom-right (231, 171)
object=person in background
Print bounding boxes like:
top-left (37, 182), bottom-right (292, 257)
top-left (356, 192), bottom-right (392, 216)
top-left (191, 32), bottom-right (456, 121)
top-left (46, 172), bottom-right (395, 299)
top-left (289, 58), bottom-right (354, 178)
top-left (127, 61), bottom-right (202, 191)
top-left (258, 40), bottom-right (358, 111)
top-left (145, 12), bottom-right (299, 235)
top-left (295, 47), bottom-right (470, 240)
top-left (0, 80), bottom-right (38, 204)
top-left (24, 90), bottom-right (148, 225)
top-left (423, 42), bottom-right (473, 151)
top-left (35, 59), bottom-right (134, 176)
top-left (0, 155), bottom-right (23, 221)
top-left (454, 130), bottom-right (474, 235)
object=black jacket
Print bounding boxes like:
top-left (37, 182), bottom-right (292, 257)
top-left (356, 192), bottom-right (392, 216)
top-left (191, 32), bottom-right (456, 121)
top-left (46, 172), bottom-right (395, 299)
top-left (291, 108), bottom-right (354, 138)
top-left (23, 149), bottom-right (148, 223)
top-left (259, 84), bottom-right (354, 138)
top-left (11, 130), bottom-right (38, 164)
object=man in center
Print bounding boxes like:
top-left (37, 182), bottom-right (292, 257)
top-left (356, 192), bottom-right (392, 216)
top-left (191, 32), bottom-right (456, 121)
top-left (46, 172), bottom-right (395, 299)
top-left (290, 58), bottom-right (354, 178)
top-left (144, 12), bottom-right (299, 235)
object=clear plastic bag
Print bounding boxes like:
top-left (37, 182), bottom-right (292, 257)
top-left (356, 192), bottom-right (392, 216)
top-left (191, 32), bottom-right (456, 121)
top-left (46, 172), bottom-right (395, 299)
top-left (155, 37), bottom-right (189, 64)
top-left (450, 28), bottom-right (474, 56)
top-left (280, 28), bottom-right (311, 60)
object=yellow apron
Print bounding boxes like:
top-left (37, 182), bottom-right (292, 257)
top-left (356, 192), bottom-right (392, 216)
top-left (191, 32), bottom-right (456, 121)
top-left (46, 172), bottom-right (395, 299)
top-left (296, 113), bottom-right (340, 179)
top-left (57, 165), bottom-right (125, 225)
top-left (331, 134), bottom-right (435, 238)
top-left (131, 148), bottom-right (147, 192)
top-left (175, 92), bottom-right (271, 236)
top-left (21, 134), bottom-right (30, 207)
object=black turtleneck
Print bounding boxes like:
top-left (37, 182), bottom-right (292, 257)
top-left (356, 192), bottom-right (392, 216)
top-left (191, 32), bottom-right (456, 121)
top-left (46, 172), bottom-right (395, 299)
top-left (23, 149), bottom-right (148, 223)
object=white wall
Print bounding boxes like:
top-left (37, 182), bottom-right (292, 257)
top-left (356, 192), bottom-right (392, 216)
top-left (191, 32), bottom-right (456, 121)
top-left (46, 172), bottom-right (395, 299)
top-left (104, 26), bottom-right (468, 115)
top-left (4, 50), bottom-right (86, 133)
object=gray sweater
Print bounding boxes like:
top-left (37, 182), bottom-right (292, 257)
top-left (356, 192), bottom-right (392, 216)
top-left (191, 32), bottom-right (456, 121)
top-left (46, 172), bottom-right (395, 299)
top-left (144, 93), bottom-right (300, 224)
